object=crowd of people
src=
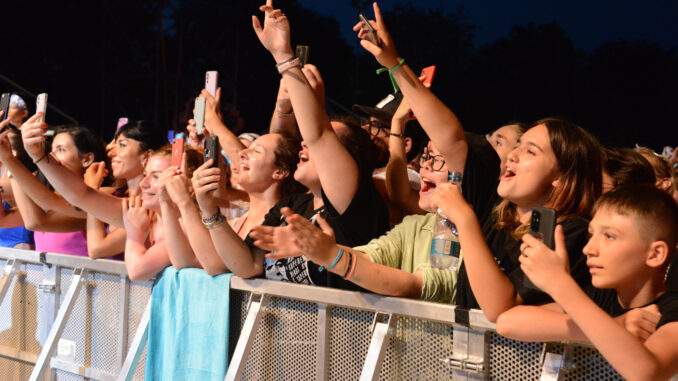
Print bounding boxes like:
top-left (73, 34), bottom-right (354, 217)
top-left (2, 2), bottom-right (678, 379)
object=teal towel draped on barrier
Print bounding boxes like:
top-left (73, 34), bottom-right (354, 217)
top-left (145, 267), bottom-right (233, 381)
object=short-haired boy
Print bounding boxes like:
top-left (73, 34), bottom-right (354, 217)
top-left (497, 184), bottom-right (678, 380)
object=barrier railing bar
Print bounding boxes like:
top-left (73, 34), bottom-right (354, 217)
top-left (360, 312), bottom-right (396, 381)
top-left (117, 276), bottom-right (130, 368)
top-left (225, 293), bottom-right (270, 381)
top-left (316, 304), bottom-right (330, 381)
top-left (0, 343), bottom-right (39, 364)
top-left (50, 358), bottom-right (117, 381)
top-left (0, 258), bottom-right (21, 306)
top-left (29, 268), bottom-right (88, 381)
top-left (0, 248), bottom-right (127, 276)
top-left (116, 300), bottom-right (151, 381)
top-left (231, 277), bottom-right (495, 330)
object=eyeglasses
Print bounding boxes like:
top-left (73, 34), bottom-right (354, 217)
top-left (362, 119), bottom-right (390, 138)
top-left (419, 151), bottom-right (446, 171)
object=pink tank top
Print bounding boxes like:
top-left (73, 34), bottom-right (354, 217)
top-left (34, 231), bottom-right (89, 257)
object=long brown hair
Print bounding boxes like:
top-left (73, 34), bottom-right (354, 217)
top-left (494, 118), bottom-right (602, 237)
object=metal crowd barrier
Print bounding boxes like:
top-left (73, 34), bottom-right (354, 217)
top-left (0, 248), bottom-right (671, 380)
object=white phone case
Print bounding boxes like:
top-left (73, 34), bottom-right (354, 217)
top-left (194, 97), bottom-right (206, 135)
top-left (36, 93), bottom-right (48, 123)
top-left (205, 71), bottom-right (218, 97)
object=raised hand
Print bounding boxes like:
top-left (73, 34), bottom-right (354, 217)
top-left (0, 127), bottom-right (14, 162)
top-left (519, 225), bottom-right (570, 293)
top-left (192, 159), bottom-right (222, 215)
top-left (20, 113), bottom-right (48, 162)
top-left (122, 196), bottom-right (152, 235)
top-left (352, 2), bottom-right (401, 68)
top-left (84, 162), bottom-right (109, 189)
top-left (252, 0), bottom-right (294, 62)
top-left (199, 88), bottom-right (223, 131)
top-left (186, 118), bottom-right (210, 149)
top-left (300, 64), bottom-right (326, 108)
top-left (164, 174), bottom-right (192, 206)
top-left (430, 182), bottom-right (473, 225)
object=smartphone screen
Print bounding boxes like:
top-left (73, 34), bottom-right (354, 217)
top-left (0, 93), bottom-right (10, 122)
top-left (36, 93), bottom-right (48, 123)
top-left (358, 14), bottom-right (379, 46)
top-left (295, 45), bottom-right (310, 67)
top-left (205, 71), bottom-right (218, 97)
top-left (194, 97), bottom-right (206, 135)
top-left (171, 138), bottom-right (184, 168)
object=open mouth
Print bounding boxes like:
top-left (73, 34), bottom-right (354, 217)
top-left (501, 167), bottom-right (516, 180)
top-left (298, 151), bottom-right (310, 167)
top-left (240, 162), bottom-right (250, 171)
top-left (419, 177), bottom-right (437, 194)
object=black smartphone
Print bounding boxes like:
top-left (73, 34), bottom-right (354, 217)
top-left (358, 13), bottom-right (380, 46)
top-left (0, 93), bottom-right (11, 123)
top-left (530, 207), bottom-right (557, 249)
top-left (295, 45), bottom-right (310, 67)
top-left (204, 136), bottom-right (220, 168)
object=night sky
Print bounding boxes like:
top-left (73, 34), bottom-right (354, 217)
top-left (299, 0), bottom-right (678, 52)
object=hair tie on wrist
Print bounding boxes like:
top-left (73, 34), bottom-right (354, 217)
top-left (318, 248), bottom-right (344, 272)
top-left (376, 58), bottom-right (405, 93)
top-left (33, 152), bottom-right (49, 164)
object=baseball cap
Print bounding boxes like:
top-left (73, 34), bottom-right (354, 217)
top-left (352, 92), bottom-right (403, 122)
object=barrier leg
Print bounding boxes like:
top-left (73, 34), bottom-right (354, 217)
top-left (0, 258), bottom-right (21, 305)
top-left (316, 304), bottom-right (331, 381)
top-left (225, 293), bottom-right (270, 381)
top-left (359, 312), bottom-right (396, 381)
top-left (116, 299), bottom-right (151, 381)
top-left (29, 268), bottom-right (87, 381)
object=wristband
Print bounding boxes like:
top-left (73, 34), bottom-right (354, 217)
top-left (376, 58), bottom-right (405, 93)
top-left (276, 57), bottom-right (301, 74)
top-left (204, 213), bottom-right (227, 230)
top-left (33, 152), bottom-right (49, 164)
top-left (319, 248), bottom-right (344, 272)
top-left (389, 131), bottom-right (405, 139)
top-left (201, 210), bottom-right (221, 224)
top-left (341, 252), bottom-right (354, 278)
top-left (344, 251), bottom-right (358, 280)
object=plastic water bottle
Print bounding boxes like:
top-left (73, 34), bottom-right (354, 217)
top-left (429, 171), bottom-right (462, 271)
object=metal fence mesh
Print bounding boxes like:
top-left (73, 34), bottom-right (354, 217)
top-left (328, 306), bottom-right (373, 381)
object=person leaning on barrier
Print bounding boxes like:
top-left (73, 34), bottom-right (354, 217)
top-left (498, 185), bottom-right (678, 380)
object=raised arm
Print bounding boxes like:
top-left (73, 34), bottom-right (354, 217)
top-left (199, 88), bottom-right (247, 169)
top-left (385, 97), bottom-right (425, 214)
top-left (355, 3), bottom-right (467, 173)
top-left (121, 196), bottom-right (170, 282)
top-left (192, 160), bottom-right (262, 277)
top-left (11, 176), bottom-right (86, 232)
top-left (253, 3), bottom-right (358, 213)
top-left (21, 114), bottom-right (124, 227)
top-left (432, 183), bottom-right (519, 321)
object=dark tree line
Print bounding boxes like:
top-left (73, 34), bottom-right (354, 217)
top-left (2, 0), bottom-right (676, 149)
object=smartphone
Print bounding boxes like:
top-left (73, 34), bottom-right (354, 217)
top-left (117, 117), bottom-right (129, 130)
top-left (419, 65), bottom-right (437, 89)
top-left (205, 71), bottom-right (218, 97)
top-left (0, 93), bottom-right (10, 122)
top-left (36, 93), bottom-right (48, 123)
top-left (530, 207), bottom-right (557, 249)
top-left (204, 136), bottom-right (220, 169)
top-left (295, 45), bottom-right (310, 67)
top-left (358, 13), bottom-right (379, 46)
top-left (194, 97), bottom-right (206, 135)
top-left (171, 138), bottom-right (184, 168)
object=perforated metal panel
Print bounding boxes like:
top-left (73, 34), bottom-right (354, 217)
top-left (489, 332), bottom-right (543, 380)
top-left (328, 306), bottom-right (373, 380)
top-left (563, 345), bottom-right (623, 381)
top-left (55, 368), bottom-right (85, 381)
top-left (379, 317), bottom-right (455, 380)
top-left (127, 280), bottom-right (152, 380)
top-left (241, 296), bottom-right (318, 381)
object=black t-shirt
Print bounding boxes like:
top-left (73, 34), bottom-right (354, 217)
top-left (588, 288), bottom-right (678, 329)
top-left (462, 133), bottom-right (501, 227)
top-left (246, 173), bottom-right (389, 290)
top-left (455, 217), bottom-right (592, 308)
top-left (666, 258), bottom-right (678, 292)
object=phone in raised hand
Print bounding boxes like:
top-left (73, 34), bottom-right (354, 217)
top-left (205, 71), bottom-right (218, 97)
top-left (0, 93), bottom-right (10, 123)
top-left (295, 45), bottom-right (310, 67)
top-left (36, 93), bottom-right (48, 123)
top-left (194, 97), bottom-right (206, 135)
top-left (171, 138), bottom-right (184, 168)
top-left (530, 207), bottom-right (557, 250)
top-left (358, 13), bottom-right (380, 46)
top-left (204, 136), bottom-right (220, 169)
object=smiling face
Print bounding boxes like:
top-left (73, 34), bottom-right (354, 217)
top-left (138, 154), bottom-right (171, 212)
top-left (237, 133), bottom-right (283, 193)
top-left (498, 124), bottom-right (561, 208)
top-left (109, 135), bottom-right (147, 180)
top-left (488, 124), bottom-right (522, 175)
top-left (418, 142), bottom-right (450, 212)
top-left (52, 133), bottom-right (87, 176)
top-left (583, 207), bottom-right (652, 290)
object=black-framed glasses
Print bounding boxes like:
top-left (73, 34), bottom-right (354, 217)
top-left (419, 152), bottom-right (446, 171)
top-left (362, 119), bottom-right (390, 137)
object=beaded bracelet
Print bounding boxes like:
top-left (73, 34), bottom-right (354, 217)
top-left (201, 210), bottom-right (221, 224)
top-left (205, 213), bottom-right (227, 230)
